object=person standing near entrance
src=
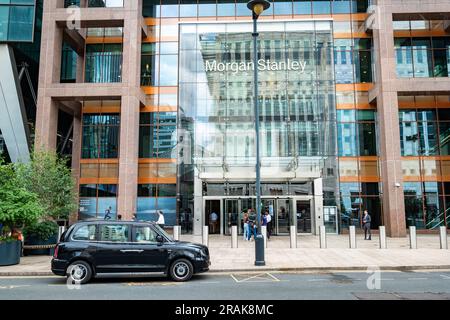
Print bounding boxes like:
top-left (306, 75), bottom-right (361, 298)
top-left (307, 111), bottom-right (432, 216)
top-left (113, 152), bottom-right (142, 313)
top-left (363, 210), bottom-right (371, 240)
top-left (243, 212), bottom-right (250, 241)
top-left (209, 211), bottom-right (218, 234)
top-left (266, 210), bottom-right (272, 239)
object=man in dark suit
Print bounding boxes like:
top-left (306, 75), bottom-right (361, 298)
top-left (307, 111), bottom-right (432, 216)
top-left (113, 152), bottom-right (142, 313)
top-left (363, 210), bottom-right (372, 240)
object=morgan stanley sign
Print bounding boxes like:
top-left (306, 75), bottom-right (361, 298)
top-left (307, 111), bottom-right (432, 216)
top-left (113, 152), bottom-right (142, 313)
top-left (205, 59), bottom-right (307, 75)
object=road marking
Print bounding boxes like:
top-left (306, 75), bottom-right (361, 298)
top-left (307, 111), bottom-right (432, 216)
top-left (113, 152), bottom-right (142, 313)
top-left (440, 275), bottom-right (450, 280)
top-left (267, 273), bottom-right (281, 282)
top-left (308, 279), bottom-right (328, 282)
top-left (0, 285), bottom-right (31, 290)
top-left (408, 278), bottom-right (428, 281)
top-left (381, 278), bottom-right (395, 281)
top-left (230, 273), bottom-right (279, 283)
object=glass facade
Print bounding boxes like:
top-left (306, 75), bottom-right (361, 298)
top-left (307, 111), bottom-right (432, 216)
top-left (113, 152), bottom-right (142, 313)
top-left (143, 0), bottom-right (369, 18)
top-left (0, 0), bottom-right (36, 42)
top-left (395, 36), bottom-right (450, 78)
top-left (177, 20), bottom-right (339, 228)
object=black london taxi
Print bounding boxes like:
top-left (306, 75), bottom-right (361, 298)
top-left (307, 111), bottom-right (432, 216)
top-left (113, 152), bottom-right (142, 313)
top-left (52, 220), bottom-right (210, 284)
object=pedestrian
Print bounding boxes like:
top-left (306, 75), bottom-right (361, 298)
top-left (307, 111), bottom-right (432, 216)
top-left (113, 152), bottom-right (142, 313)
top-left (363, 210), bottom-right (372, 240)
top-left (156, 210), bottom-right (165, 228)
top-left (104, 206), bottom-right (112, 220)
top-left (209, 210), bottom-right (218, 234)
top-left (243, 212), bottom-right (250, 241)
top-left (265, 211), bottom-right (272, 239)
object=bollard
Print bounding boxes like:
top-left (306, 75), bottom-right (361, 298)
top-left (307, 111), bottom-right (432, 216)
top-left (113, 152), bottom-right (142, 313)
top-left (409, 226), bottom-right (417, 249)
top-left (57, 226), bottom-right (66, 242)
top-left (261, 226), bottom-right (267, 248)
top-left (440, 226), bottom-right (448, 250)
top-left (379, 226), bottom-right (387, 249)
top-left (173, 226), bottom-right (181, 241)
top-left (319, 225), bottom-right (327, 249)
top-left (202, 226), bottom-right (209, 247)
top-left (231, 226), bottom-right (238, 248)
top-left (290, 225), bottom-right (297, 249)
top-left (349, 225), bottom-right (356, 249)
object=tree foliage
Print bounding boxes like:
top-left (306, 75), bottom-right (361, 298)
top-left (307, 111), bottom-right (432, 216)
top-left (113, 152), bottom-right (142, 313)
top-left (0, 160), bottom-right (43, 232)
top-left (16, 151), bottom-right (77, 221)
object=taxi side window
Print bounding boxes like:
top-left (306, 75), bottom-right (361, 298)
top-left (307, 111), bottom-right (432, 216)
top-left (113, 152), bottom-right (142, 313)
top-left (99, 225), bottom-right (129, 242)
top-left (134, 226), bottom-right (158, 243)
top-left (73, 225), bottom-right (97, 241)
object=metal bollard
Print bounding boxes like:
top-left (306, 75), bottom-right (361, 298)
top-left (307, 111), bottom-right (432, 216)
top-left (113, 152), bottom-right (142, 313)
top-left (319, 225), bottom-right (327, 249)
top-left (379, 226), bottom-right (387, 249)
top-left (261, 226), bottom-right (267, 248)
top-left (349, 225), bottom-right (356, 249)
top-left (440, 226), bottom-right (448, 250)
top-left (231, 226), bottom-right (238, 248)
top-left (57, 226), bottom-right (66, 242)
top-left (202, 226), bottom-right (209, 247)
top-left (409, 226), bottom-right (417, 249)
top-left (173, 226), bottom-right (181, 241)
top-left (290, 225), bottom-right (297, 249)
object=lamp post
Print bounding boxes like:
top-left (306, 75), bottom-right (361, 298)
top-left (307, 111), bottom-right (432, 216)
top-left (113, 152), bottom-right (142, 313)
top-left (247, 0), bottom-right (270, 266)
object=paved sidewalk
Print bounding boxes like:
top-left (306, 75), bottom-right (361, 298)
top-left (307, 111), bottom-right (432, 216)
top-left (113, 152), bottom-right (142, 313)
top-left (0, 235), bottom-right (449, 276)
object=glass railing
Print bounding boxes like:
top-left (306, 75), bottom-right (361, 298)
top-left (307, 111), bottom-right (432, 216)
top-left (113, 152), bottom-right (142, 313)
top-left (85, 52), bottom-right (122, 83)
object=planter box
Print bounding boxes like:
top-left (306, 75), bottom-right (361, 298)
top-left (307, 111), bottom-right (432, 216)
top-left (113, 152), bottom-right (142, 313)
top-left (0, 241), bottom-right (21, 266)
top-left (24, 234), bottom-right (57, 256)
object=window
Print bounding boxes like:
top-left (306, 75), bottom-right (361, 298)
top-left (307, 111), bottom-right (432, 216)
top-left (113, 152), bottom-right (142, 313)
top-left (85, 43), bottom-right (123, 83)
top-left (134, 226), bottom-right (159, 243)
top-left (72, 225), bottom-right (97, 241)
top-left (82, 113), bottom-right (120, 159)
top-left (99, 225), bottom-right (129, 242)
top-left (0, 2), bottom-right (36, 42)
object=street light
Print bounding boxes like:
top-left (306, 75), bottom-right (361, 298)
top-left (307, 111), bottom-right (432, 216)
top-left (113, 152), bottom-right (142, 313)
top-left (247, 0), bottom-right (270, 267)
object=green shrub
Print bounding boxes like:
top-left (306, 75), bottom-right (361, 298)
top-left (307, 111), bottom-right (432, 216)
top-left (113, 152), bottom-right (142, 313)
top-left (23, 221), bottom-right (59, 241)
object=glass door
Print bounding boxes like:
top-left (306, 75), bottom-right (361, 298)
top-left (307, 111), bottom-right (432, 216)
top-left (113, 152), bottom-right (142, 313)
top-left (324, 206), bottom-right (338, 234)
top-left (276, 199), bottom-right (291, 234)
top-left (296, 200), bottom-right (312, 233)
top-left (205, 199), bottom-right (221, 234)
top-left (224, 199), bottom-right (239, 235)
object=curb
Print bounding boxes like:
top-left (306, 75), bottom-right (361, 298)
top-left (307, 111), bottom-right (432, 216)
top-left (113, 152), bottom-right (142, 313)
top-left (1, 265), bottom-right (450, 277)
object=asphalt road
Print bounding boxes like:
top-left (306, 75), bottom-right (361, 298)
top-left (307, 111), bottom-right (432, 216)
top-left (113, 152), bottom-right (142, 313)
top-left (0, 271), bottom-right (450, 300)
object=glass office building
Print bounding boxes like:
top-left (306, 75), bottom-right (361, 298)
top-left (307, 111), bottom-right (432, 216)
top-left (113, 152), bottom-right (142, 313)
top-left (35, 0), bottom-right (450, 237)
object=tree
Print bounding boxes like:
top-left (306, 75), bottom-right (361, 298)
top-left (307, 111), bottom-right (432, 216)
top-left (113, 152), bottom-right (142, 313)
top-left (16, 151), bottom-right (77, 221)
top-left (0, 160), bottom-right (43, 234)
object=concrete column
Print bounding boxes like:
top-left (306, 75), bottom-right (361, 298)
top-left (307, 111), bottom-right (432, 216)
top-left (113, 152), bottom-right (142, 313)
top-left (35, 97), bottom-right (59, 150)
top-left (117, 1), bottom-right (143, 220)
top-left (193, 170), bottom-right (203, 236)
top-left (313, 178), bottom-right (324, 235)
top-left (35, 0), bottom-right (64, 151)
top-left (69, 113), bottom-right (82, 225)
top-left (371, 2), bottom-right (406, 237)
top-left (117, 95), bottom-right (140, 220)
top-left (349, 226), bottom-right (356, 249)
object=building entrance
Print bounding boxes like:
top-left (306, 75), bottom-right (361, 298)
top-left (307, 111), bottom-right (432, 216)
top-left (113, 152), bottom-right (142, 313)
top-left (204, 197), bottom-right (312, 236)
